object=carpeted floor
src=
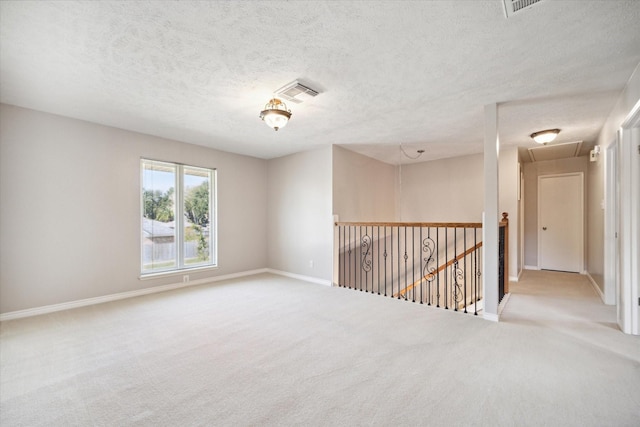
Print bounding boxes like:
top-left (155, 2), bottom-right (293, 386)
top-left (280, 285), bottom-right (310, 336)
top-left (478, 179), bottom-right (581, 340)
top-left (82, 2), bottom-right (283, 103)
top-left (1, 270), bottom-right (639, 426)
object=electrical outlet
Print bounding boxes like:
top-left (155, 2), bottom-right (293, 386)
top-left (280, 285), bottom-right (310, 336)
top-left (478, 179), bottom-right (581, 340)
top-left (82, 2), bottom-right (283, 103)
top-left (309, 260), bottom-right (314, 268)
top-left (183, 275), bottom-right (190, 283)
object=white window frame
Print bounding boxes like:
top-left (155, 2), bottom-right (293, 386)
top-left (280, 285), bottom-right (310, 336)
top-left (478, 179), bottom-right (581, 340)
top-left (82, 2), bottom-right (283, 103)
top-left (140, 159), bottom-right (217, 277)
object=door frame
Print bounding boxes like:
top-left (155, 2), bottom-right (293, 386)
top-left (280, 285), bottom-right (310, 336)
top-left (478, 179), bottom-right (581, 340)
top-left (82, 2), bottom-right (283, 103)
top-left (537, 172), bottom-right (585, 273)
top-left (604, 139), bottom-right (619, 306)
top-left (615, 101), bottom-right (640, 335)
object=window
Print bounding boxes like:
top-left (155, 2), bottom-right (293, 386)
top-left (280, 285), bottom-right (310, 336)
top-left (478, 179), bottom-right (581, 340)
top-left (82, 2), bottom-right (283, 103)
top-left (141, 159), bottom-right (216, 274)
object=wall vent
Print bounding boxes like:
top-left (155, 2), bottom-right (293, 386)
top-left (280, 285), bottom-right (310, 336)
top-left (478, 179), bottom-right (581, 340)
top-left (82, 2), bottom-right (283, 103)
top-left (503, 0), bottom-right (544, 18)
top-left (274, 81), bottom-right (319, 104)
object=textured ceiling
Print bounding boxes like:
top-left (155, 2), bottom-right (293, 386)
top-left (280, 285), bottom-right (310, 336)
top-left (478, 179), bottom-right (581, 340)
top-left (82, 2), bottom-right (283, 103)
top-left (1, 1), bottom-right (639, 164)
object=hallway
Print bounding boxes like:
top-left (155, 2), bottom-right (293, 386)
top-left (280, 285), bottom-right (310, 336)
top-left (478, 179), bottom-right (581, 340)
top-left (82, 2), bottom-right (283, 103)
top-left (501, 269), bottom-right (639, 376)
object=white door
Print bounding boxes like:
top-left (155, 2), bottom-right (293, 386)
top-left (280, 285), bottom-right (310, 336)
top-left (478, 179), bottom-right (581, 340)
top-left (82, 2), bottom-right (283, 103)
top-left (538, 173), bottom-right (584, 272)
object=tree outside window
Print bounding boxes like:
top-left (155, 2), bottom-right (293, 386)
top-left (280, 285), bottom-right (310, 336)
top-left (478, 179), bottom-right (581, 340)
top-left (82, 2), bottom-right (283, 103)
top-left (141, 160), bottom-right (216, 274)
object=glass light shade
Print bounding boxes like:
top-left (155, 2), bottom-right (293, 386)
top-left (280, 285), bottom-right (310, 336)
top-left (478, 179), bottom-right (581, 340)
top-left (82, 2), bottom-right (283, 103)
top-left (260, 98), bottom-right (292, 131)
top-left (530, 129), bottom-right (560, 144)
top-left (262, 110), bottom-right (290, 130)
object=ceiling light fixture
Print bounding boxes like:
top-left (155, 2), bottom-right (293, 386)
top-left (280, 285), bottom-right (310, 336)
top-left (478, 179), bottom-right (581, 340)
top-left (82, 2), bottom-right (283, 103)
top-left (259, 98), bottom-right (292, 131)
top-left (530, 128), bottom-right (560, 144)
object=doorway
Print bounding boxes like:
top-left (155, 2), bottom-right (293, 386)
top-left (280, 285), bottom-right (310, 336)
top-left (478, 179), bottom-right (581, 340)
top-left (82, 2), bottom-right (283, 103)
top-left (538, 173), bottom-right (584, 273)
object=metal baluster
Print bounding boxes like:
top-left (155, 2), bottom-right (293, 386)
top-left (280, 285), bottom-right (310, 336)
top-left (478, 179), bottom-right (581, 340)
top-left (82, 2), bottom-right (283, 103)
top-left (412, 227), bottom-right (416, 303)
top-left (384, 226), bottom-right (388, 297)
top-left (454, 227), bottom-right (457, 311)
top-left (474, 228), bottom-right (478, 316)
top-left (353, 225), bottom-right (357, 289)
top-left (368, 226), bottom-right (372, 293)
top-left (443, 227), bottom-right (448, 309)
top-left (377, 225), bottom-right (381, 295)
top-left (403, 226), bottom-right (407, 301)
top-left (429, 227), bottom-right (440, 307)
top-left (348, 226), bottom-right (352, 289)
top-left (397, 226), bottom-right (401, 300)
top-left (390, 226), bottom-right (394, 298)
top-left (369, 226), bottom-right (372, 293)
top-left (354, 226), bottom-right (357, 290)
top-left (420, 227), bottom-right (423, 304)
top-left (428, 227), bottom-right (432, 305)
top-left (464, 228), bottom-right (468, 313)
top-left (359, 225), bottom-right (363, 291)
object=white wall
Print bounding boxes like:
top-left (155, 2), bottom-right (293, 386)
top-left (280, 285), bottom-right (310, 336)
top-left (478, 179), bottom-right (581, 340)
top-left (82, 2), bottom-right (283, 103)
top-left (594, 63), bottom-right (640, 329)
top-left (332, 146), bottom-right (395, 222)
top-left (399, 149), bottom-right (520, 279)
top-left (523, 156), bottom-right (589, 268)
top-left (587, 153), bottom-right (605, 290)
top-left (498, 148), bottom-right (520, 280)
top-left (591, 62), bottom-right (640, 299)
top-left (267, 147), bottom-right (333, 281)
top-left (0, 104), bottom-right (268, 314)
top-left (399, 153), bottom-right (483, 223)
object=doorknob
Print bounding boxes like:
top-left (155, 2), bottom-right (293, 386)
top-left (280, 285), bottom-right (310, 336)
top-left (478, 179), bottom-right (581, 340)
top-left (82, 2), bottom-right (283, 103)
top-left (542, 227), bottom-right (547, 231)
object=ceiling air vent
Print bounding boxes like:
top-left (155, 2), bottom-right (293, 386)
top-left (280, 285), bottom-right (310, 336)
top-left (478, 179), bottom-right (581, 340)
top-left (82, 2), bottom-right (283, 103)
top-left (274, 81), bottom-right (319, 104)
top-left (502, 0), bottom-right (544, 18)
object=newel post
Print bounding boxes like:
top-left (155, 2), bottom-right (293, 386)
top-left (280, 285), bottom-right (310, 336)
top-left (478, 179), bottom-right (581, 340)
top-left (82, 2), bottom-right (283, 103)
top-left (501, 212), bottom-right (509, 295)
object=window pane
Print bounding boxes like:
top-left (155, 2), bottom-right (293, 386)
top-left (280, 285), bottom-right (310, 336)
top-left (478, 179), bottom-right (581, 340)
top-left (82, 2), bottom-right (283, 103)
top-left (183, 166), bottom-right (211, 267)
top-left (142, 161), bottom-right (177, 272)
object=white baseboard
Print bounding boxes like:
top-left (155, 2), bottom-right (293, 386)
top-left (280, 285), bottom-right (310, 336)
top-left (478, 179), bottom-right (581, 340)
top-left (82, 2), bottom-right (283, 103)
top-left (482, 292), bottom-right (511, 322)
top-left (483, 312), bottom-right (499, 322)
top-left (524, 265), bottom-right (539, 270)
top-left (266, 269), bottom-right (332, 287)
top-left (509, 275), bottom-right (519, 282)
top-left (0, 268), bottom-right (269, 322)
top-left (498, 292), bottom-right (511, 315)
top-left (585, 272), bottom-right (606, 303)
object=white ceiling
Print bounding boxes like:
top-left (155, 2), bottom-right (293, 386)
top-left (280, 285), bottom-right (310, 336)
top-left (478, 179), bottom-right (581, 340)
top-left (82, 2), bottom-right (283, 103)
top-left (1, 1), bottom-right (639, 164)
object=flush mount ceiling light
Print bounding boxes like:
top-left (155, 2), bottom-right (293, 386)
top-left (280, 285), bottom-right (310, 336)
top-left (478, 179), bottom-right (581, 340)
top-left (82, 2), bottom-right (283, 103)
top-left (259, 98), bottom-right (292, 131)
top-left (530, 128), bottom-right (560, 144)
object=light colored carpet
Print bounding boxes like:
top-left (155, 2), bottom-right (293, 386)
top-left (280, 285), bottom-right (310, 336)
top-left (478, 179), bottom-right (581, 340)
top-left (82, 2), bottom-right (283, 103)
top-left (1, 271), bottom-right (639, 426)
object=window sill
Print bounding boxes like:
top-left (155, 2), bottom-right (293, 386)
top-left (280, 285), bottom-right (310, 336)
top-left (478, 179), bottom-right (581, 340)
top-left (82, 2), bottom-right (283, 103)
top-left (139, 265), bottom-right (219, 281)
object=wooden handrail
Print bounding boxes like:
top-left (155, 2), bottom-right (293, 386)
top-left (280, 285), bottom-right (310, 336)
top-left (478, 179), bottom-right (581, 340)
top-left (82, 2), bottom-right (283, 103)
top-left (336, 221), bottom-right (483, 228)
top-left (394, 241), bottom-right (483, 298)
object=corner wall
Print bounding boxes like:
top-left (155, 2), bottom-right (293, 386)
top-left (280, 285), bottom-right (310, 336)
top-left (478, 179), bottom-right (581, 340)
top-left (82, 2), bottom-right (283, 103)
top-left (267, 147), bottom-right (333, 281)
top-left (593, 61), bottom-right (640, 308)
top-left (0, 104), bottom-right (268, 314)
top-left (332, 146), bottom-right (395, 222)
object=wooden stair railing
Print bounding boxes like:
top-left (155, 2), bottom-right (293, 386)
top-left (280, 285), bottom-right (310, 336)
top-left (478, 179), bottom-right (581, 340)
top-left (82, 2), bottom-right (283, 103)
top-left (335, 216), bottom-right (507, 315)
top-left (393, 241), bottom-right (483, 298)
